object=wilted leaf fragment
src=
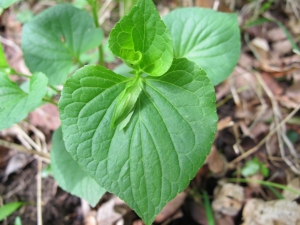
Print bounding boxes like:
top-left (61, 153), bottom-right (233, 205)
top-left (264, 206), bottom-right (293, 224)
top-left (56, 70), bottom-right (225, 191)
top-left (59, 58), bottom-right (217, 225)
top-left (212, 183), bottom-right (245, 216)
top-left (51, 127), bottom-right (106, 207)
top-left (108, 0), bottom-right (173, 76)
top-left (163, 8), bottom-right (240, 85)
top-left (0, 72), bottom-right (48, 130)
top-left (22, 4), bottom-right (103, 85)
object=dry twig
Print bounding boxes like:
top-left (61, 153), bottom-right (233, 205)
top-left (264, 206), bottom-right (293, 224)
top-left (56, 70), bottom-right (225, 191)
top-left (228, 102), bottom-right (300, 169)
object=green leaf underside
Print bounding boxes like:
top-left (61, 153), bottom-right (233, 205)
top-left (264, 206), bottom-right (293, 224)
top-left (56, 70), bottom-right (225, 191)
top-left (0, 72), bottom-right (48, 130)
top-left (108, 0), bottom-right (173, 76)
top-left (0, 0), bottom-right (20, 8)
top-left (163, 8), bottom-right (240, 86)
top-left (51, 127), bottom-right (106, 207)
top-left (22, 4), bottom-right (103, 85)
top-left (59, 58), bottom-right (217, 224)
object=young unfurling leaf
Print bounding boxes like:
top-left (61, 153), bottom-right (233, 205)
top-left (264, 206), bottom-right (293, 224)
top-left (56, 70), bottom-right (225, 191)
top-left (111, 76), bottom-right (142, 130)
top-left (108, 0), bottom-right (173, 76)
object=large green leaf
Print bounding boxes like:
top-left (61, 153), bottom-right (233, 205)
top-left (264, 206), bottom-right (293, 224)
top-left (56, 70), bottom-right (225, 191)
top-left (0, 0), bottom-right (20, 9)
top-left (0, 72), bottom-right (48, 130)
top-left (108, 0), bottom-right (173, 76)
top-left (59, 58), bottom-right (217, 224)
top-left (22, 4), bottom-right (103, 85)
top-left (163, 8), bottom-right (240, 85)
top-left (51, 127), bottom-right (106, 207)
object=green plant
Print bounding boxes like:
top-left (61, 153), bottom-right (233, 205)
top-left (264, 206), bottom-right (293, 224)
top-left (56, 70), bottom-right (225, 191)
top-left (241, 156), bottom-right (269, 177)
top-left (0, 0), bottom-right (240, 224)
top-left (0, 202), bottom-right (25, 222)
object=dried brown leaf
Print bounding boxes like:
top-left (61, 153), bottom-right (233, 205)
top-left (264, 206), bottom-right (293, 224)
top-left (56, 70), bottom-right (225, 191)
top-left (97, 197), bottom-right (123, 225)
top-left (267, 28), bottom-right (287, 42)
top-left (277, 95), bottom-right (299, 109)
top-left (216, 80), bottom-right (230, 101)
top-left (261, 73), bottom-right (283, 96)
top-left (239, 53), bottom-right (254, 70)
top-left (206, 145), bottom-right (227, 176)
top-left (286, 81), bottom-right (300, 103)
top-left (250, 37), bottom-right (270, 60)
top-left (243, 199), bottom-right (300, 225)
top-left (259, 56), bottom-right (300, 78)
top-left (216, 215), bottom-right (234, 225)
top-left (29, 104), bottom-right (60, 130)
top-left (250, 122), bottom-right (269, 139)
top-left (217, 117), bottom-right (234, 131)
top-left (186, 200), bottom-right (208, 225)
top-left (84, 215), bottom-right (97, 225)
top-left (2, 153), bottom-right (28, 181)
top-left (272, 40), bottom-right (293, 56)
top-left (195, 0), bottom-right (231, 12)
top-left (212, 183), bottom-right (245, 216)
top-left (155, 192), bottom-right (186, 223)
top-left (133, 220), bottom-right (145, 225)
top-left (231, 67), bottom-right (257, 100)
top-left (283, 177), bottom-right (300, 201)
top-left (288, 17), bottom-right (300, 35)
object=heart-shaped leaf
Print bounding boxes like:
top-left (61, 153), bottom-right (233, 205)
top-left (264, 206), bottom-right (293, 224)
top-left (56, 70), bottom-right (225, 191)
top-left (51, 127), bottom-right (106, 207)
top-left (22, 4), bottom-right (103, 85)
top-left (0, 72), bottom-right (48, 130)
top-left (59, 58), bottom-right (217, 224)
top-left (108, 0), bottom-right (173, 76)
top-left (163, 8), bottom-right (240, 85)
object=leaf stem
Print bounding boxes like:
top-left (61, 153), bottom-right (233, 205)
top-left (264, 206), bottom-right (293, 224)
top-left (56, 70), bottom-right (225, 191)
top-left (90, 0), bottom-right (105, 67)
top-left (42, 97), bottom-right (57, 106)
top-left (11, 69), bottom-right (31, 78)
top-left (48, 85), bottom-right (61, 94)
top-left (10, 70), bottom-right (61, 95)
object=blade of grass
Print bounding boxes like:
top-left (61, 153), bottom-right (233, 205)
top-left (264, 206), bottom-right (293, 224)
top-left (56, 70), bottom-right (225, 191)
top-left (0, 202), bottom-right (25, 221)
top-left (202, 190), bottom-right (215, 225)
top-left (267, 186), bottom-right (284, 199)
top-left (273, 19), bottom-right (300, 51)
top-left (243, 16), bottom-right (299, 52)
top-left (88, 0), bottom-right (104, 66)
top-left (228, 178), bottom-right (300, 196)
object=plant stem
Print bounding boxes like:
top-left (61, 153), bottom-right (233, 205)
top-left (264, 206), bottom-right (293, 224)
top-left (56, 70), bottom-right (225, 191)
top-left (98, 44), bottom-right (104, 66)
top-left (91, 0), bottom-right (105, 67)
top-left (42, 97), bottom-right (57, 106)
top-left (10, 70), bottom-right (61, 95)
top-left (11, 69), bottom-right (31, 78)
top-left (48, 85), bottom-right (61, 94)
top-left (228, 178), bottom-right (300, 196)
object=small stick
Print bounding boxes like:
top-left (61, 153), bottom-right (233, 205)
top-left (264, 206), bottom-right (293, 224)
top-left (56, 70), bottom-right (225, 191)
top-left (37, 158), bottom-right (43, 225)
top-left (0, 139), bottom-right (50, 159)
